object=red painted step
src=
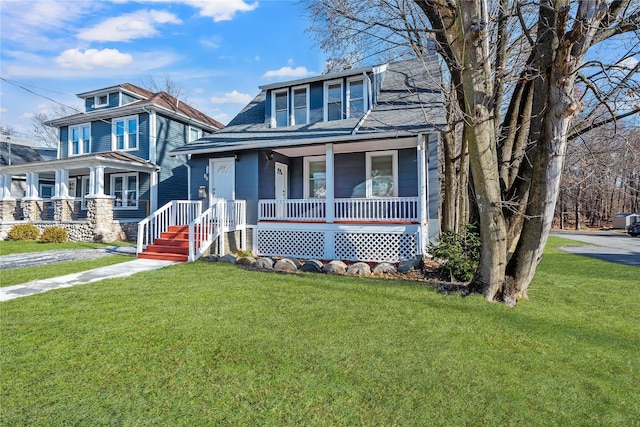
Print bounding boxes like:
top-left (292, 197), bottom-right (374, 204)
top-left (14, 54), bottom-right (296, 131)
top-left (138, 251), bottom-right (188, 262)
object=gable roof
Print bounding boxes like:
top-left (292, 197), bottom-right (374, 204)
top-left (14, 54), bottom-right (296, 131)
top-left (0, 141), bottom-right (44, 166)
top-left (45, 83), bottom-right (223, 131)
top-left (170, 57), bottom-right (445, 156)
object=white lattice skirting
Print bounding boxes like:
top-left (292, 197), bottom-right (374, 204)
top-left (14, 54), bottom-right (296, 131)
top-left (257, 224), bottom-right (421, 262)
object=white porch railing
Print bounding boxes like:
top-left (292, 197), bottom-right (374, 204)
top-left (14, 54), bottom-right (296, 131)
top-left (137, 200), bottom-right (202, 254)
top-left (258, 197), bottom-right (419, 222)
top-left (187, 200), bottom-right (247, 261)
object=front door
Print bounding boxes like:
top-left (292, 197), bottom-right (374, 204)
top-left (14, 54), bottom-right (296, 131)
top-left (209, 158), bottom-right (235, 203)
top-left (275, 162), bottom-right (288, 200)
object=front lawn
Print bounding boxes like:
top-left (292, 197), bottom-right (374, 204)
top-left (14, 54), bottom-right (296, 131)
top-left (0, 240), bottom-right (133, 255)
top-left (1, 237), bottom-right (638, 425)
top-left (1, 255), bottom-right (133, 288)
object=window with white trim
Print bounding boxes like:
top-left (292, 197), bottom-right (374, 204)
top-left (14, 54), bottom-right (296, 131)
top-left (325, 80), bottom-right (343, 121)
top-left (366, 151), bottom-right (398, 197)
top-left (189, 126), bottom-right (202, 142)
top-left (111, 173), bottom-right (138, 209)
top-left (112, 116), bottom-right (138, 150)
top-left (347, 78), bottom-right (366, 119)
top-left (81, 176), bottom-right (90, 210)
top-left (303, 156), bottom-right (327, 198)
top-left (272, 90), bottom-right (289, 127)
top-left (69, 124), bottom-right (90, 156)
top-left (95, 94), bottom-right (108, 107)
top-left (292, 86), bottom-right (309, 125)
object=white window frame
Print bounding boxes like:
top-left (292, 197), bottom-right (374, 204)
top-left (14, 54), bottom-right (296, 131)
top-left (366, 150), bottom-right (398, 197)
top-left (112, 115), bottom-right (139, 151)
top-left (303, 155), bottom-right (327, 199)
top-left (347, 77), bottom-right (367, 119)
top-left (189, 126), bottom-right (202, 142)
top-left (271, 89), bottom-right (290, 128)
top-left (94, 94), bottom-right (108, 108)
top-left (68, 123), bottom-right (91, 156)
top-left (110, 172), bottom-right (139, 210)
top-left (292, 84), bottom-right (310, 125)
top-left (324, 79), bottom-right (343, 122)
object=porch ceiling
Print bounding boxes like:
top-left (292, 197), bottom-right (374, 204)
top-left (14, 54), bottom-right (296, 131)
top-left (273, 136), bottom-right (418, 157)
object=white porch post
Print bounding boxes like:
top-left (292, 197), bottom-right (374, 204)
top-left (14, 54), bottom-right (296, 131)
top-left (0, 174), bottom-right (14, 200)
top-left (417, 134), bottom-right (428, 255)
top-left (90, 165), bottom-right (106, 196)
top-left (54, 169), bottom-right (70, 199)
top-left (325, 143), bottom-right (335, 223)
top-left (25, 172), bottom-right (39, 199)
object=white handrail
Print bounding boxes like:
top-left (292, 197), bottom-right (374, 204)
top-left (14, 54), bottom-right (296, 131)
top-left (188, 200), bottom-right (224, 262)
top-left (137, 200), bottom-right (202, 254)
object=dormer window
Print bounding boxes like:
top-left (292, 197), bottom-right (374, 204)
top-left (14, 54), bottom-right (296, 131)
top-left (273, 90), bottom-right (289, 127)
top-left (95, 94), bottom-right (108, 107)
top-left (325, 80), bottom-right (343, 121)
top-left (293, 86), bottom-right (309, 125)
top-left (348, 78), bottom-right (366, 119)
top-left (189, 126), bottom-right (202, 142)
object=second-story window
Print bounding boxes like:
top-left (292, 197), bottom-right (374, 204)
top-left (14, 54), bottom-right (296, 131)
top-left (325, 81), bottom-right (343, 121)
top-left (189, 126), bottom-right (202, 142)
top-left (69, 124), bottom-right (90, 156)
top-left (348, 78), bottom-right (366, 119)
top-left (113, 116), bottom-right (138, 150)
top-left (293, 86), bottom-right (309, 125)
top-left (274, 90), bottom-right (289, 127)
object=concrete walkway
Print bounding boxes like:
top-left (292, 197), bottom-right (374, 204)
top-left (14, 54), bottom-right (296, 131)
top-left (1, 248), bottom-right (177, 302)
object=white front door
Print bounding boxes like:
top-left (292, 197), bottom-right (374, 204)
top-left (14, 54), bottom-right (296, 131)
top-left (275, 162), bottom-right (288, 200)
top-left (209, 158), bottom-right (235, 202)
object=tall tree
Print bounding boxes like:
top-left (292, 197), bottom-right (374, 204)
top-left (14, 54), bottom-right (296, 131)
top-left (306, 0), bottom-right (640, 305)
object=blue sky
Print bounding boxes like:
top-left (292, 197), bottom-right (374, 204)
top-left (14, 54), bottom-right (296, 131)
top-left (0, 0), bottom-right (327, 138)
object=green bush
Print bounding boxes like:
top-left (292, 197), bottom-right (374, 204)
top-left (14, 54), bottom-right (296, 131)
top-left (39, 226), bottom-right (68, 243)
top-left (7, 224), bottom-right (40, 241)
top-left (428, 224), bottom-right (481, 282)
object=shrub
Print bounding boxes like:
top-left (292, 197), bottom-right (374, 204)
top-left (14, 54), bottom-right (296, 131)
top-left (39, 226), bottom-right (68, 243)
top-left (7, 224), bottom-right (40, 241)
top-left (428, 224), bottom-right (481, 282)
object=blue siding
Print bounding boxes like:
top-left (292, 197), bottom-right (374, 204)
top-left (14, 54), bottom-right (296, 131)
top-left (236, 152), bottom-right (259, 225)
top-left (335, 153), bottom-right (365, 197)
top-left (59, 127), bottom-right (69, 158)
top-left (398, 148), bottom-right (418, 197)
top-left (154, 114), bottom-right (192, 204)
top-left (91, 120), bottom-right (112, 153)
top-left (289, 157), bottom-right (304, 198)
top-left (189, 156), bottom-right (208, 201)
top-left (427, 133), bottom-right (440, 240)
top-left (121, 92), bottom-right (139, 106)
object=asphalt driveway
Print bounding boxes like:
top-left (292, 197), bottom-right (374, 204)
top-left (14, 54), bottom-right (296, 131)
top-left (551, 231), bottom-right (640, 267)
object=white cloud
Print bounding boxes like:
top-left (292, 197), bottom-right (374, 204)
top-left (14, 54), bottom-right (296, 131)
top-left (56, 48), bottom-right (133, 70)
top-left (78, 9), bottom-right (182, 42)
top-left (187, 0), bottom-right (258, 22)
top-left (0, 108), bottom-right (7, 114)
top-left (263, 66), bottom-right (313, 79)
top-left (210, 90), bottom-right (252, 104)
top-left (199, 36), bottom-right (221, 49)
top-left (20, 112), bottom-right (35, 119)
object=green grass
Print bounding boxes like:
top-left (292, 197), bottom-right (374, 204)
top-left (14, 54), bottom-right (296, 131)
top-left (1, 236), bottom-right (638, 426)
top-left (0, 255), bottom-right (133, 287)
top-left (0, 240), bottom-right (133, 255)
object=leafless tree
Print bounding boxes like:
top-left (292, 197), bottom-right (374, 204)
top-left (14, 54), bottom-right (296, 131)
top-left (306, 0), bottom-right (640, 305)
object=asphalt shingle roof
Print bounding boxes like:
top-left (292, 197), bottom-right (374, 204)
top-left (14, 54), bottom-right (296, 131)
top-left (0, 142), bottom-right (43, 166)
top-left (171, 57), bottom-right (445, 155)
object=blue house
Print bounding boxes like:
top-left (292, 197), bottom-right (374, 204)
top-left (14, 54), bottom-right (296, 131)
top-left (137, 58), bottom-right (445, 263)
top-left (0, 83), bottom-right (223, 241)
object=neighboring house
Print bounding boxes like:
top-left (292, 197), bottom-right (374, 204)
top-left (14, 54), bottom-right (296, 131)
top-left (0, 83), bottom-right (223, 241)
top-left (139, 57), bottom-right (444, 263)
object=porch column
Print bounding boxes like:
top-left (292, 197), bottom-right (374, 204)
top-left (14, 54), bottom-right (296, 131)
top-left (150, 170), bottom-right (158, 213)
top-left (89, 165), bottom-right (106, 196)
top-left (21, 172), bottom-right (40, 221)
top-left (25, 172), bottom-right (39, 200)
top-left (0, 174), bottom-right (17, 222)
top-left (52, 169), bottom-right (72, 222)
top-left (325, 143), bottom-right (335, 223)
top-left (417, 134), bottom-right (428, 255)
top-left (0, 174), bottom-right (13, 201)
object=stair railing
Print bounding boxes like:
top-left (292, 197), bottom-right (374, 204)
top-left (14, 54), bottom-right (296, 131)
top-left (188, 199), bottom-right (226, 262)
top-left (137, 200), bottom-right (203, 255)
